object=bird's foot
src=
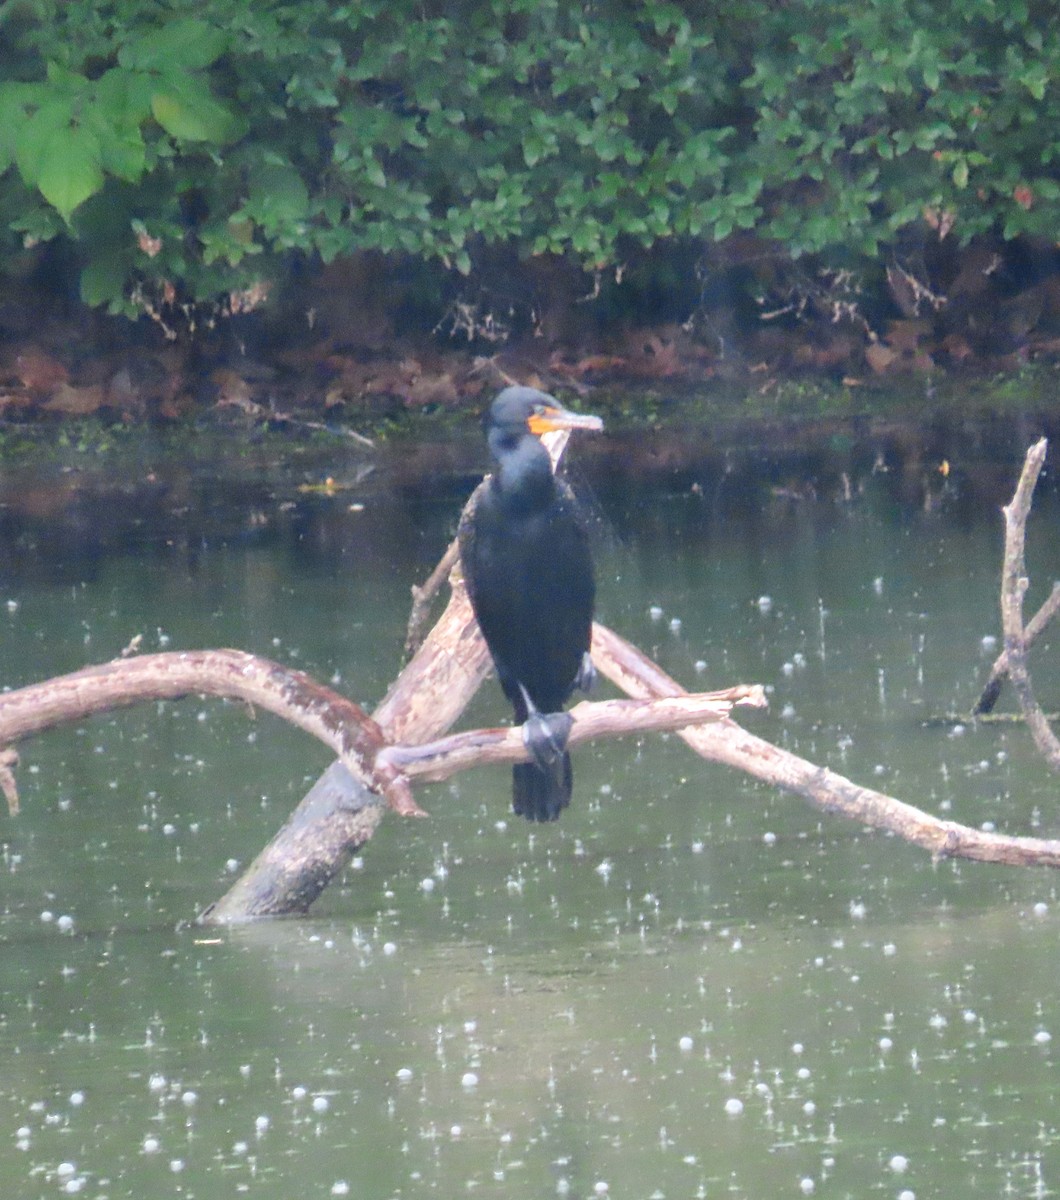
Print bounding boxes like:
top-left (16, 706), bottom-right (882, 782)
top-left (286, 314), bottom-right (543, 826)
top-left (575, 651), bottom-right (597, 695)
top-left (522, 710), bottom-right (574, 773)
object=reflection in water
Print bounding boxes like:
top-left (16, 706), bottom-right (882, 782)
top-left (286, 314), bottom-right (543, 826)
top-left (0, 426), bottom-right (1059, 1198)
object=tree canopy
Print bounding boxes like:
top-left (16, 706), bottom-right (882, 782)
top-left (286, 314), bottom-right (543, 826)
top-left (0, 0), bottom-right (1057, 324)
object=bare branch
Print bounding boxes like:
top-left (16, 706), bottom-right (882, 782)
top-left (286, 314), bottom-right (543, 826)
top-left (591, 622), bottom-right (1060, 869)
top-left (405, 539), bottom-right (461, 655)
top-left (973, 581), bottom-right (1060, 715)
top-left (998, 439), bottom-right (1060, 768)
top-left (0, 748), bottom-right (19, 817)
top-left (378, 686), bottom-right (766, 781)
top-left (0, 649), bottom-right (418, 817)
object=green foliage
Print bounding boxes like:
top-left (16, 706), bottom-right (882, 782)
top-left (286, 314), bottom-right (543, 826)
top-left (0, 0), bottom-right (1058, 318)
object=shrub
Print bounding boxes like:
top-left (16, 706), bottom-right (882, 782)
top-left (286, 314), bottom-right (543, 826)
top-left (0, 0), bottom-right (1056, 324)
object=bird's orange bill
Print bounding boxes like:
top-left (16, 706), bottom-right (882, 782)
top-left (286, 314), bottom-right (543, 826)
top-left (528, 406), bottom-right (604, 436)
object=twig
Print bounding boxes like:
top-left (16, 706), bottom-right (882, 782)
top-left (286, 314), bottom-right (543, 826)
top-left (405, 538), bottom-right (461, 655)
top-left (216, 392), bottom-right (375, 447)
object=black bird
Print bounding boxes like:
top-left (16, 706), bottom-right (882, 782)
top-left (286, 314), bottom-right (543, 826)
top-left (458, 386), bottom-right (603, 821)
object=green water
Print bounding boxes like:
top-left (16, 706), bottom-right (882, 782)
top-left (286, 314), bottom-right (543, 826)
top-left (1, 429), bottom-right (1060, 1199)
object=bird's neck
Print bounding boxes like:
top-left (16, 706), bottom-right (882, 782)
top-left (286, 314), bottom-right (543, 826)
top-left (491, 434), bottom-right (555, 514)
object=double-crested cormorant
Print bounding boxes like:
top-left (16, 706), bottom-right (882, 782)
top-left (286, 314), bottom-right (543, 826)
top-left (458, 386), bottom-right (603, 821)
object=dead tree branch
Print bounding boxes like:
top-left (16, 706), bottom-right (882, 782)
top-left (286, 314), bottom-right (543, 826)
top-left (973, 582), bottom-right (1060, 715)
top-left (0, 649), bottom-right (416, 817)
top-left (969, 580), bottom-right (1060, 710)
top-left (405, 539), bottom-right (460, 655)
top-left (591, 623), bottom-right (1060, 867)
top-left (0, 642), bottom-right (759, 919)
top-left (9, 433), bottom-right (1060, 926)
top-left (203, 551), bottom-right (493, 921)
top-left (997, 437), bottom-right (1060, 769)
top-left (377, 687), bottom-right (765, 781)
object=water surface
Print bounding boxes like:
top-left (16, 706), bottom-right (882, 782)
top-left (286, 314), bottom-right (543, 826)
top-left (1, 420), bottom-right (1059, 1198)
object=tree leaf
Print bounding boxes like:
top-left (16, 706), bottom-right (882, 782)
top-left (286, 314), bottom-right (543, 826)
top-left (118, 19), bottom-right (229, 73)
top-left (243, 163), bottom-right (309, 229)
top-left (80, 253), bottom-right (131, 308)
top-left (151, 80), bottom-right (242, 144)
top-left (36, 124), bottom-right (104, 220)
top-left (94, 67), bottom-right (155, 127)
top-left (14, 100), bottom-right (73, 184)
top-left (99, 127), bottom-right (147, 182)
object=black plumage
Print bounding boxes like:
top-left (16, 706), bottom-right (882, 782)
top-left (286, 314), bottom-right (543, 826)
top-left (458, 386), bottom-right (602, 821)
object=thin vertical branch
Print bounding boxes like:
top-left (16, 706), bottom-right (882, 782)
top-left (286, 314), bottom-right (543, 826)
top-left (998, 438), bottom-right (1060, 768)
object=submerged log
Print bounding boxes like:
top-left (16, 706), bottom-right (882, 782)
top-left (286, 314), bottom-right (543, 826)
top-left (203, 578), bottom-right (493, 922)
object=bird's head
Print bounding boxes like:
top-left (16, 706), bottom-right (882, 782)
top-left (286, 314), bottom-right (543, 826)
top-left (487, 387), bottom-right (604, 441)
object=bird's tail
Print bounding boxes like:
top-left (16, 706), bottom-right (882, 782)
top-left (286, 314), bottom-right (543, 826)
top-left (512, 753), bottom-right (572, 822)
